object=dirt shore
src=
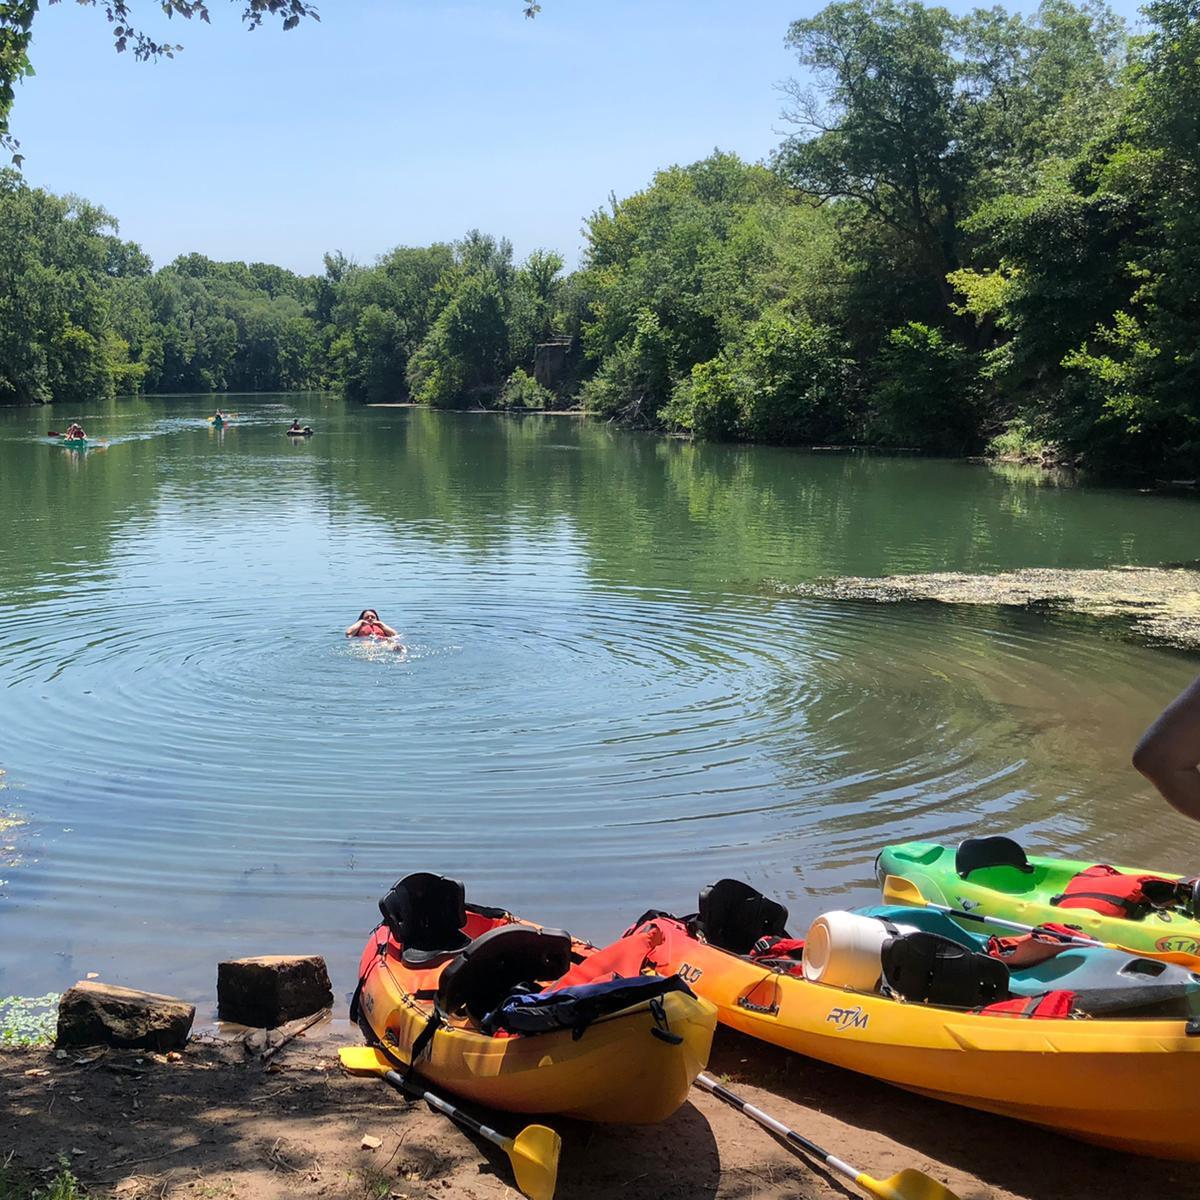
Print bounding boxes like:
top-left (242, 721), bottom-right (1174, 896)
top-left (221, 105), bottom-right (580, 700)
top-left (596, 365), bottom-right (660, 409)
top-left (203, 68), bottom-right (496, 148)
top-left (0, 1027), bottom-right (1184, 1200)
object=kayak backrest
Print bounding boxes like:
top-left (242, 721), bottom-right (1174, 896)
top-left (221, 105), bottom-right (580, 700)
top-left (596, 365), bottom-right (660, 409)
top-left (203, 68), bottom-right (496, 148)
top-left (956, 835), bottom-right (1034, 879)
top-left (437, 925), bottom-right (573, 1025)
top-left (379, 872), bottom-right (470, 966)
top-left (697, 879), bottom-right (789, 955)
top-left (881, 930), bottom-right (1010, 1007)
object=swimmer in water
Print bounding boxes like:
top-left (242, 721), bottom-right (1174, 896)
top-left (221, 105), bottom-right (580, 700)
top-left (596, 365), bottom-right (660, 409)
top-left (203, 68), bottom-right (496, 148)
top-left (346, 609), bottom-right (399, 639)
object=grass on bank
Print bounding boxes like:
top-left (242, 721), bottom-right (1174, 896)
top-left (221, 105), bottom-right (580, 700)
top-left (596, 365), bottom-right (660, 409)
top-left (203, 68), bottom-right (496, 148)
top-left (0, 1159), bottom-right (84, 1200)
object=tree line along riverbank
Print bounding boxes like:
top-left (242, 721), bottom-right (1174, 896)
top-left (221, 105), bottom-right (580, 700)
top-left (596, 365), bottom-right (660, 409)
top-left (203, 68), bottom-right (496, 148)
top-left (2, 0), bottom-right (1198, 480)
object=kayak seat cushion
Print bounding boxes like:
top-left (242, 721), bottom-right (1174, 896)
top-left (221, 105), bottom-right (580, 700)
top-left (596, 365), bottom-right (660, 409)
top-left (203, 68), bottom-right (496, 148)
top-left (437, 925), bottom-right (573, 1024)
top-left (882, 930), bottom-right (1010, 1008)
top-left (956, 835), bottom-right (1034, 879)
top-left (697, 879), bottom-right (789, 955)
top-left (378, 872), bottom-right (470, 967)
top-left (481, 972), bottom-right (694, 1038)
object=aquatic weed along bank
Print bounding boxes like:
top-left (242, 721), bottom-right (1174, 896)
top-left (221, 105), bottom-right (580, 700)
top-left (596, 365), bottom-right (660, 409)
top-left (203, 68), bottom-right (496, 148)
top-left (0, 396), bottom-right (1197, 1007)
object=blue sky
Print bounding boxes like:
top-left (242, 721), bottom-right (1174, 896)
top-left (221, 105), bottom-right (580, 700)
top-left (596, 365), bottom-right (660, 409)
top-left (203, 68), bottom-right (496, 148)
top-left (16, 0), bottom-right (1145, 275)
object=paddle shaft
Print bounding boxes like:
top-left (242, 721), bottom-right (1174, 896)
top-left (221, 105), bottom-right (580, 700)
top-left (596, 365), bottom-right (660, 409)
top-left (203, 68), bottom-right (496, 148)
top-left (378, 1068), bottom-right (511, 1150)
top-left (696, 1073), bottom-right (858, 1185)
top-left (910, 891), bottom-right (1184, 952)
top-left (920, 899), bottom-right (1098, 942)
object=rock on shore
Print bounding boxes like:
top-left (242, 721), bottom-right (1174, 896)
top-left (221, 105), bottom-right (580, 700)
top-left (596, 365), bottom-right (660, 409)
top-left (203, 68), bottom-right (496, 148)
top-left (56, 980), bottom-right (195, 1050)
top-left (217, 954), bottom-right (334, 1028)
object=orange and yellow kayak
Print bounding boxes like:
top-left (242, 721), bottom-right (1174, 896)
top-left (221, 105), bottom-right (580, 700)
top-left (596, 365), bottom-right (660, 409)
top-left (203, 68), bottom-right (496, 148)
top-left (351, 873), bottom-right (716, 1124)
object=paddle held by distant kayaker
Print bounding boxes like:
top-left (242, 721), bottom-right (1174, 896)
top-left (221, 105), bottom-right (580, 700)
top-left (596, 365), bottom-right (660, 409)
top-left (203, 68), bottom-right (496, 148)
top-left (346, 609), bottom-right (398, 639)
top-left (1133, 674), bottom-right (1200, 821)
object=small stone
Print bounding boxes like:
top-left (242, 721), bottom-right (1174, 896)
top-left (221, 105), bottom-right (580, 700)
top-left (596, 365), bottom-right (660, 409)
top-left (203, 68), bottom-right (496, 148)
top-left (217, 955), bottom-right (333, 1028)
top-left (243, 1029), bottom-right (269, 1056)
top-left (57, 981), bottom-right (195, 1051)
top-left (360, 1135), bottom-right (382, 1151)
top-left (165, 1051), bottom-right (182, 1062)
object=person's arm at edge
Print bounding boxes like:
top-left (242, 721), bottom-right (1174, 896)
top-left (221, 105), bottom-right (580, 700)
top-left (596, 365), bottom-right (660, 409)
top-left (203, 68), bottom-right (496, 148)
top-left (1133, 675), bottom-right (1200, 821)
top-left (345, 621), bottom-right (364, 637)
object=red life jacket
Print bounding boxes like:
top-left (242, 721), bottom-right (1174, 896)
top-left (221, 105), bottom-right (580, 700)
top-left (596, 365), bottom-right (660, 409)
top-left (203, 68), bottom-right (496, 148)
top-left (978, 990), bottom-right (1076, 1019)
top-left (985, 922), bottom-right (1085, 967)
top-left (356, 622), bottom-right (387, 638)
top-left (1051, 864), bottom-right (1181, 921)
top-left (748, 935), bottom-right (806, 977)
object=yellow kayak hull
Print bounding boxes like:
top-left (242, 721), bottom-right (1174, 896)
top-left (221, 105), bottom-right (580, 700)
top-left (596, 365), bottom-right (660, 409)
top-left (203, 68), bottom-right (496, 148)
top-left (356, 916), bottom-right (716, 1124)
top-left (642, 915), bottom-right (1200, 1159)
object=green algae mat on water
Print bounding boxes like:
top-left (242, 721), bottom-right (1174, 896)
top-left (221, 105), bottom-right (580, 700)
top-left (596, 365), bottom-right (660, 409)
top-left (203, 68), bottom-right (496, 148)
top-left (0, 396), bottom-right (1199, 1006)
top-left (791, 566), bottom-right (1200, 650)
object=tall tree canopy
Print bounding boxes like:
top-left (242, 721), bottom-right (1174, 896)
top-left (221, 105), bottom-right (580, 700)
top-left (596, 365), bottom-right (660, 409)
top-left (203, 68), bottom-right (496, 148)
top-left (4, 0), bottom-right (1200, 479)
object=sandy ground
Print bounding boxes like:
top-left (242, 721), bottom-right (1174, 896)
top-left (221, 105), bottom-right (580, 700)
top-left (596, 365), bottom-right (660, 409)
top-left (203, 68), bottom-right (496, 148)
top-left (0, 1027), bottom-right (1189, 1200)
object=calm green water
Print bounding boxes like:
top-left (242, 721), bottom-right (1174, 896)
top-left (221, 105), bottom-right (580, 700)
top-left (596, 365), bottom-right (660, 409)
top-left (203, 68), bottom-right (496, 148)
top-left (1, 396), bottom-right (1198, 1010)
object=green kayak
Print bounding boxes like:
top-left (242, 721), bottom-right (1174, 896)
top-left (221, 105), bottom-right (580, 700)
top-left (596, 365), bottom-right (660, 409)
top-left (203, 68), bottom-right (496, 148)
top-left (877, 837), bottom-right (1200, 956)
top-left (61, 437), bottom-right (88, 448)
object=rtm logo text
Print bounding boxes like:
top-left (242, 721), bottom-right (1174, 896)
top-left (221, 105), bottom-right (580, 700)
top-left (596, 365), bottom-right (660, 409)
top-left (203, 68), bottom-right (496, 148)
top-left (826, 1005), bottom-right (869, 1032)
top-left (677, 963), bottom-right (704, 985)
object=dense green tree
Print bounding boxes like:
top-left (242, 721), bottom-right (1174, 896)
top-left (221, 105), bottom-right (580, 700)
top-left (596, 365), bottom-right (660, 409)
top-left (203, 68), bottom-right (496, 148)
top-left (0, 170), bottom-right (147, 403)
top-left (326, 243), bottom-right (455, 403)
top-left (667, 311), bottom-right (855, 443)
top-left (407, 267), bottom-right (510, 407)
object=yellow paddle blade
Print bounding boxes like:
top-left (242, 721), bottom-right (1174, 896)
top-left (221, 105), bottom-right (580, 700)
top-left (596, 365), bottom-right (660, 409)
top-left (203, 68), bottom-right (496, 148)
top-left (510, 1125), bottom-right (561, 1200)
top-left (338, 1044), bottom-right (396, 1074)
top-left (856, 1167), bottom-right (962, 1200)
top-left (881, 875), bottom-right (928, 907)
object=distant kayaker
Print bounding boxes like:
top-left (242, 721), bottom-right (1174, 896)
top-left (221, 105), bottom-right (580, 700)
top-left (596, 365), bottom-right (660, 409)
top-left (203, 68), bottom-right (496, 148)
top-left (346, 609), bottom-right (399, 639)
top-left (65, 422), bottom-right (86, 439)
top-left (287, 419), bottom-right (304, 434)
top-left (1133, 675), bottom-right (1200, 822)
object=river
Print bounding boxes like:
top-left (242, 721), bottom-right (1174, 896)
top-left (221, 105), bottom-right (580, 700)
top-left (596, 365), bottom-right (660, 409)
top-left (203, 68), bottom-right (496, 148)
top-left (1, 395), bottom-right (1198, 1010)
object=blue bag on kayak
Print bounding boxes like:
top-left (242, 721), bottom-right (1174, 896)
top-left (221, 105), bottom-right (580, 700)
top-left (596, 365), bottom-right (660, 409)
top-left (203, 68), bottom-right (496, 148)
top-left (481, 973), bottom-right (693, 1039)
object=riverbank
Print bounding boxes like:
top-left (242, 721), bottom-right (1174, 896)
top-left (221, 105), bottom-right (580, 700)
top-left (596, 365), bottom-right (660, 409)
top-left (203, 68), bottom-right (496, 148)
top-left (782, 566), bottom-right (1200, 652)
top-left (1, 1027), bottom-right (1181, 1200)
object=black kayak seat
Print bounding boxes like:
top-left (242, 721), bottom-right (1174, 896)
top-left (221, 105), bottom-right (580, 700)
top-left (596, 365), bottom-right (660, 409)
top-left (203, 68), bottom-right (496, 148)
top-left (379, 872), bottom-right (470, 967)
top-left (697, 879), bottom-right (789, 955)
top-left (956, 836), bottom-right (1035, 880)
top-left (437, 924), bottom-right (573, 1024)
top-left (882, 930), bottom-right (1010, 1007)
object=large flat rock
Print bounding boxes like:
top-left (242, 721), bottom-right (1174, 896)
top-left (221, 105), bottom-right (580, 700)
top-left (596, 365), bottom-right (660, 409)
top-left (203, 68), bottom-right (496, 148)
top-left (57, 981), bottom-right (195, 1050)
top-left (217, 954), bottom-right (333, 1028)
